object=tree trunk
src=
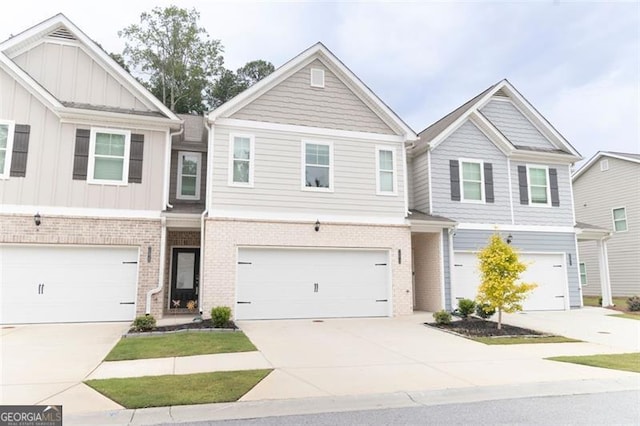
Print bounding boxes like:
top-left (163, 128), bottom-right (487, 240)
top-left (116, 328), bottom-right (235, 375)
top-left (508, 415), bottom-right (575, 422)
top-left (497, 308), bottom-right (502, 330)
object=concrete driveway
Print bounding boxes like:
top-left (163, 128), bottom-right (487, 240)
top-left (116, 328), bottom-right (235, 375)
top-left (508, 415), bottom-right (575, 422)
top-left (0, 322), bottom-right (129, 413)
top-left (238, 310), bottom-right (639, 401)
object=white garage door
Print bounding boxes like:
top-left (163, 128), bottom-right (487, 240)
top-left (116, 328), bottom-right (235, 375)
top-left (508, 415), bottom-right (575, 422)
top-left (452, 252), bottom-right (567, 311)
top-left (236, 248), bottom-right (390, 320)
top-left (1, 245), bottom-right (139, 324)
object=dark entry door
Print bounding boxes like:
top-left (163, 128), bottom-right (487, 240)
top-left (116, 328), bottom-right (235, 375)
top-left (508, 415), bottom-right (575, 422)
top-left (170, 248), bottom-right (200, 309)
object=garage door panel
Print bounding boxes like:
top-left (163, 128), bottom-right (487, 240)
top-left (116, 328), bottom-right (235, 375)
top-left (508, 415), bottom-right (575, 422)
top-left (1, 245), bottom-right (138, 324)
top-left (452, 252), bottom-right (566, 311)
top-left (236, 248), bottom-right (389, 320)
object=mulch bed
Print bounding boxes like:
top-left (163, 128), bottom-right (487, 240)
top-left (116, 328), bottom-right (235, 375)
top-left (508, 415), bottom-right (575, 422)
top-left (128, 319), bottom-right (238, 334)
top-left (427, 316), bottom-right (543, 337)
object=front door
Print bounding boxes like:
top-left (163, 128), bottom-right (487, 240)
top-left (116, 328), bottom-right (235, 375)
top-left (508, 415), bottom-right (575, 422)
top-left (170, 248), bottom-right (200, 309)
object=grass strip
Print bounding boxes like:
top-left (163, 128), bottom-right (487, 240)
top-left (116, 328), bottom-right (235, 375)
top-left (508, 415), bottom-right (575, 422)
top-left (471, 335), bottom-right (580, 345)
top-left (546, 353), bottom-right (640, 373)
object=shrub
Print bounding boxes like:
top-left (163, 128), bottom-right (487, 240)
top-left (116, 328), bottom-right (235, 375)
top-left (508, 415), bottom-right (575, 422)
top-left (211, 306), bottom-right (232, 328)
top-left (433, 310), bottom-right (452, 325)
top-left (132, 315), bottom-right (156, 332)
top-left (475, 303), bottom-right (496, 319)
top-left (598, 297), bottom-right (603, 307)
top-left (627, 296), bottom-right (640, 312)
top-left (457, 299), bottom-right (476, 319)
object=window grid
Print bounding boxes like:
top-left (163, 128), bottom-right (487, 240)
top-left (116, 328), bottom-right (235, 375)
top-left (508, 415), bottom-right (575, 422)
top-left (613, 207), bottom-right (628, 232)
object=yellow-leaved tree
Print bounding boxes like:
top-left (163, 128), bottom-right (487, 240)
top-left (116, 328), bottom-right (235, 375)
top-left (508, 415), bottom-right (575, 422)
top-left (476, 234), bottom-right (537, 329)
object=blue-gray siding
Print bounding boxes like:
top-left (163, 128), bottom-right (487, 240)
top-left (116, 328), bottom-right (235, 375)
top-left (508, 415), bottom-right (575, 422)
top-left (450, 229), bottom-right (581, 307)
top-left (480, 99), bottom-right (555, 150)
top-left (430, 121), bottom-right (512, 224)
top-left (411, 152), bottom-right (429, 212)
top-left (442, 229), bottom-right (452, 310)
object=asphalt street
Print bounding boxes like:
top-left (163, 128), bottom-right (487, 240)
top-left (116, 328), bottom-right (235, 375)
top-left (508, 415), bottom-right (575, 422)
top-left (165, 390), bottom-right (640, 426)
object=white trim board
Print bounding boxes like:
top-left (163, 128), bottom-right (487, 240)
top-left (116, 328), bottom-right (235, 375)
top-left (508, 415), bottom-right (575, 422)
top-left (0, 204), bottom-right (163, 219)
top-left (209, 208), bottom-right (408, 226)
top-left (455, 223), bottom-right (576, 233)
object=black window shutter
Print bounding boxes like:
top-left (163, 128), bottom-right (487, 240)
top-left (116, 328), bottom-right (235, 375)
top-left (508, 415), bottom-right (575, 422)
top-left (72, 129), bottom-right (90, 180)
top-left (128, 133), bottom-right (144, 183)
top-left (549, 168), bottom-right (560, 207)
top-left (449, 160), bottom-right (460, 201)
top-left (484, 163), bottom-right (494, 203)
top-left (9, 124), bottom-right (30, 177)
top-left (517, 165), bottom-right (528, 205)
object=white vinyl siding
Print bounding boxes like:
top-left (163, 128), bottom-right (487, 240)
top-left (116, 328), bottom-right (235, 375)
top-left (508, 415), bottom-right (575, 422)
top-left (87, 128), bottom-right (131, 185)
top-left (376, 146), bottom-right (396, 195)
top-left (579, 262), bottom-right (587, 286)
top-left (229, 134), bottom-right (254, 187)
top-left (302, 141), bottom-right (333, 191)
top-left (0, 119), bottom-right (15, 179)
top-left (460, 159), bottom-right (484, 202)
top-left (527, 165), bottom-right (551, 206)
top-left (177, 151), bottom-right (201, 200)
top-left (612, 207), bottom-right (627, 232)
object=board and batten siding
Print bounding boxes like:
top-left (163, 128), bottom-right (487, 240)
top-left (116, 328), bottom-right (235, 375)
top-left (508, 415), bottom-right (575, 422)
top-left (211, 125), bottom-right (406, 219)
top-left (574, 157), bottom-right (640, 297)
top-left (511, 161), bottom-right (574, 226)
top-left (11, 41), bottom-right (155, 113)
top-left (480, 99), bottom-right (554, 150)
top-left (230, 59), bottom-right (395, 135)
top-left (0, 68), bottom-right (167, 211)
top-left (410, 152), bottom-right (429, 213)
top-left (430, 121), bottom-right (511, 224)
top-left (451, 229), bottom-right (581, 307)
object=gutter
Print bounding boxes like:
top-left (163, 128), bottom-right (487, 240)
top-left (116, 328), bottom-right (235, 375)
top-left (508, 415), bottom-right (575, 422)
top-left (198, 114), bottom-right (214, 315)
top-left (146, 216), bottom-right (167, 315)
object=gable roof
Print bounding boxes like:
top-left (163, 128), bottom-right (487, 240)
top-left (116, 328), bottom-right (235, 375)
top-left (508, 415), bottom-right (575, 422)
top-left (0, 13), bottom-right (180, 124)
top-left (208, 42), bottom-right (416, 140)
top-left (572, 151), bottom-right (640, 181)
top-left (416, 79), bottom-right (581, 160)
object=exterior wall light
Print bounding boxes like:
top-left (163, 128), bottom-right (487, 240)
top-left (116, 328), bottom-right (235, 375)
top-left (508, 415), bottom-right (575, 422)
top-left (34, 212), bottom-right (41, 226)
top-left (506, 234), bottom-right (513, 244)
top-left (314, 220), bottom-right (320, 232)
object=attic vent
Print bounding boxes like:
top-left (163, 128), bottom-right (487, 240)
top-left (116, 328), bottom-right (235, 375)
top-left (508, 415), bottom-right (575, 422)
top-left (310, 68), bottom-right (325, 88)
top-left (600, 159), bottom-right (609, 171)
top-left (48, 28), bottom-right (76, 41)
top-left (494, 88), bottom-right (509, 97)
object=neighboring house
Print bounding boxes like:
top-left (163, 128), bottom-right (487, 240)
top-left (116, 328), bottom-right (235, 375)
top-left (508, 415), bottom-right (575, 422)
top-left (573, 151), bottom-right (640, 298)
top-left (1, 15), bottom-right (599, 325)
top-left (408, 81), bottom-right (586, 312)
top-left (0, 14), bottom-right (182, 324)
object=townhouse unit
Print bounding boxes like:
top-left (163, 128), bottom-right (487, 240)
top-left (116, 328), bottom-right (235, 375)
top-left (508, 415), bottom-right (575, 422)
top-left (1, 14), bottom-right (601, 324)
top-left (573, 152), bottom-right (640, 298)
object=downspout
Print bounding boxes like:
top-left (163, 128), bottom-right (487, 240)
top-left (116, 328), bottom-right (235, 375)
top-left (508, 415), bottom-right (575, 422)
top-left (146, 216), bottom-right (167, 315)
top-left (199, 115), bottom-right (214, 315)
top-left (165, 125), bottom-right (184, 209)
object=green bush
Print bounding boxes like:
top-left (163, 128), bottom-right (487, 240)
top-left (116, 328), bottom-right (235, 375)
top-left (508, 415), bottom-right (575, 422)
top-left (133, 315), bottom-right (156, 332)
top-left (433, 310), bottom-right (452, 325)
top-left (211, 306), bottom-right (232, 328)
top-left (457, 299), bottom-right (476, 318)
top-left (598, 297), bottom-right (603, 307)
top-left (627, 296), bottom-right (640, 312)
top-left (475, 303), bottom-right (496, 319)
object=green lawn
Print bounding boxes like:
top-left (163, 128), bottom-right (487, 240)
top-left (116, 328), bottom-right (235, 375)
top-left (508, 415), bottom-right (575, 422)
top-left (471, 336), bottom-right (580, 345)
top-left (105, 332), bottom-right (257, 361)
top-left (583, 296), bottom-right (630, 308)
top-left (608, 313), bottom-right (640, 321)
top-left (547, 353), bottom-right (640, 373)
top-left (85, 370), bottom-right (272, 408)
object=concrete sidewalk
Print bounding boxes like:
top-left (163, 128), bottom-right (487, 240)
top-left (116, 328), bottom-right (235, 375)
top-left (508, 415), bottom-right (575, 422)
top-left (65, 376), bottom-right (640, 425)
top-left (86, 351), bottom-right (272, 380)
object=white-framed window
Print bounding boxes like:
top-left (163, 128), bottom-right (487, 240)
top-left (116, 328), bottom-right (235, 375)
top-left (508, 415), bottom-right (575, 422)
top-left (579, 262), bottom-right (587, 286)
top-left (459, 159), bottom-right (484, 203)
top-left (228, 134), bottom-right (254, 187)
top-left (376, 146), bottom-right (397, 195)
top-left (612, 207), bottom-right (628, 232)
top-left (600, 159), bottom-right (609, 171)
top-left (0, 119), bottom-right (16, 179)
top-left (87, 128), bottom-right (130, 185)
top-left (526, 165), bottom-right (551, 206)
top-left (302, 140), bottom-right (333, 191)
top-left (310, 68), bottom-right (325, 88)
top-left (177, 151), bottom-right (201, 200)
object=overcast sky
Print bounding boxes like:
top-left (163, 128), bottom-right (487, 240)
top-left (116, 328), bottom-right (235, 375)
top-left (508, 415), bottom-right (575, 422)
top-left (2, 1), bottom-right (638, 165)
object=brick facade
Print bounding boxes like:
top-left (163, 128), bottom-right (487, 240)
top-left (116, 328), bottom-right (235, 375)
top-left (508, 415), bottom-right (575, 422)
top-left (0, 213), bottom-right (163, 318)
top-left (202, 218), bottom-right (413, 319)
top-left (411, 232), bottom-right (443, 312)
